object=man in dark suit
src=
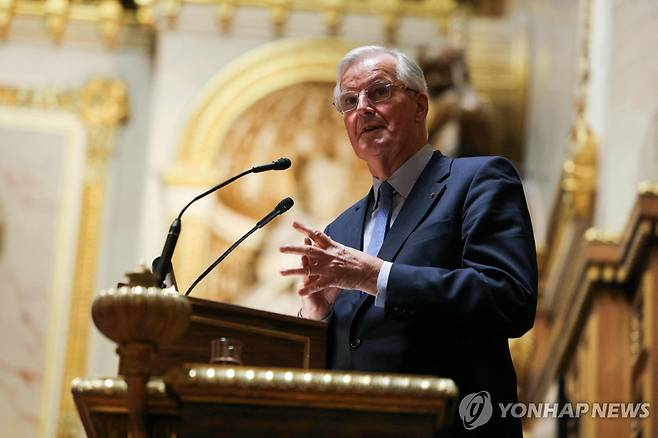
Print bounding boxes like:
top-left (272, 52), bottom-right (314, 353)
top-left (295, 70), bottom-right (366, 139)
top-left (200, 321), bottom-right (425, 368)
top-left (280, 46), bottom-right (537, 437)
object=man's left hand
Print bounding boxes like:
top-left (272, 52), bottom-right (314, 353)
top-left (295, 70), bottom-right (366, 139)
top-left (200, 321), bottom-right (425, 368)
top-left (279, 221), bottom-right (383, 296)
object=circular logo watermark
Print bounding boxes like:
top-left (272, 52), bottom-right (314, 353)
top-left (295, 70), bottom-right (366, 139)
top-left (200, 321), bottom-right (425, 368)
top-left (458, 391), bottom-right (493, 430)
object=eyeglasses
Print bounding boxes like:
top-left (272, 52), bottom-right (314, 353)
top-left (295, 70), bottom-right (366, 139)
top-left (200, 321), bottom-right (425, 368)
top-left (334, 82), bottom-right (418, 114)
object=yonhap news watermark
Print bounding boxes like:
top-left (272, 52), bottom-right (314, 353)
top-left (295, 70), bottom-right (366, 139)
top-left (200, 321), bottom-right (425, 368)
top-left (458, 391), bottom-right (651, 430)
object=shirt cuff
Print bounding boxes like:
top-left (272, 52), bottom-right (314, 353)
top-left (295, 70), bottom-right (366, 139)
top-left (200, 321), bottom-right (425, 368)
top-left (374, 261), bottom-right (392, 308)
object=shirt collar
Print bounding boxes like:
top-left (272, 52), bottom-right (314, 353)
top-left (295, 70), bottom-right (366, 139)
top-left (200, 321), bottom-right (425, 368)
top-left (372, 143), bottom-right (434, 203)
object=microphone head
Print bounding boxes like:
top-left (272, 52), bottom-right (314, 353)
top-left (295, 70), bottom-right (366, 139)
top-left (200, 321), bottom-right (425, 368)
top-left (276, 197), bottom-right (294, 213)
top-left (272, 157), bottom-right (292, 170)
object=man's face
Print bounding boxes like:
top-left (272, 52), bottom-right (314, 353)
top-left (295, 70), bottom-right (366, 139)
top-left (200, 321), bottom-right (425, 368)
top-left (339, 54), bottom-right (425, 167)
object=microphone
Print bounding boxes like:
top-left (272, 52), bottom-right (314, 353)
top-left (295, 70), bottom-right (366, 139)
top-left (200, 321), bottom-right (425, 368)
top-left (185, 197), bottom-right (294, 297)
top-left (152, 218), bottom-right (181, 288)
top-left (153, 158), bottom-right (291, 287)
top-left (251, 157), bottom-right (291, 173)
top-left (256, 197), bottom-right (294, 228)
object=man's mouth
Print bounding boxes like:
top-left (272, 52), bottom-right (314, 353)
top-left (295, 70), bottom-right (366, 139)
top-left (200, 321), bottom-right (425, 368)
top-left (362, 125), bottom-right (383, 134)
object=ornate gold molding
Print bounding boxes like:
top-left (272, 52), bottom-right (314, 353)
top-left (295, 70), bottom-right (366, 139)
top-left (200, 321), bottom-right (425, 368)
top-left (0, 78), bottom-right (127, 436)
top-left (561, 123), bottom-right (597, 219)
top-left (169, 38), bottom-right (354, 182)
top-left (528, 189), bottom-right (658, 403)
top-left (638, 180), bottom-right (658, 196)
top-left (2, 0), bottom-right (139, 46)
top-left (71, 376), bottom-right (168, 398)
top-left (560, 0), bottom-right (597, 221)
top-left (1, 0), bottom-right (456, 46)
top-left (91, 285), bottom-right (191, 437)
top-left (0, 78), bottom-right (128, 180)
top-left (540, 0), bottom-right (597, 298)
top-left (584, 227), bottom-right (621, 245)
top-left (166, 364), bottom-right (457, 401)
top-left (163, 0), bottom-right (457, 41)
top-left (73, 367), bottom-right (458, 431)
top-left (72, 368), bottom-right (456, 401)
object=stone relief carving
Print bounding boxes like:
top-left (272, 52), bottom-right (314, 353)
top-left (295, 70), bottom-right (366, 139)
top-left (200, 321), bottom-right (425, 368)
top-left (206, 82), bottom-right (371, 314)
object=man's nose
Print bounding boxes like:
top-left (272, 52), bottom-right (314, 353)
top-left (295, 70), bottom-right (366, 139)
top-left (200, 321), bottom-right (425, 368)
top-left (356, 92), bottom-right (374, 113)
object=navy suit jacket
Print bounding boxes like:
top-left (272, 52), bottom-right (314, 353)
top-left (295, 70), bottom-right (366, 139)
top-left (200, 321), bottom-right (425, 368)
top-left (325, 151), bottom-right (537, 437)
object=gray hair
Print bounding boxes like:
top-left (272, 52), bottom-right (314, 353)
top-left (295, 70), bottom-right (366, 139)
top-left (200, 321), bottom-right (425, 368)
top-left (333, 46), bottom-right (428, 104)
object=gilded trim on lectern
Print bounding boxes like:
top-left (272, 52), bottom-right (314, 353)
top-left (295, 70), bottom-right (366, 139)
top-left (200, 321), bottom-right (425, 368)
top-left (72, 376), bottom-right (168, 398)
top-left (169, 365), bottom-right (457, 397)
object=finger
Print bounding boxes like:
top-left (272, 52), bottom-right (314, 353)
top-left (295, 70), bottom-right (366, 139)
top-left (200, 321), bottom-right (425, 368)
top-left (292, 222), bottom-right (332, 247)
top-left (303, 239), bottom-right (313, 266)
top-left (301, 255), bottom-right (320, 279)
top-left (297, 277), bottom-right (333, 296)
top-left (297, 282), bottom-right (328, 296)
top-left (280, 244), bottom-right (326, 257)
top-left (302, 274), bottom-right (320, 287)
top-left (280, 267), bottom-right (307, 276)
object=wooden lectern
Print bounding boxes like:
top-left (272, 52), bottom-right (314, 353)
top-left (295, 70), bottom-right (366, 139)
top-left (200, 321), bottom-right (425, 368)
top-left (153, 297), bottom-right (327, 372)
top-left (73, 286), bottom-right (457, 437)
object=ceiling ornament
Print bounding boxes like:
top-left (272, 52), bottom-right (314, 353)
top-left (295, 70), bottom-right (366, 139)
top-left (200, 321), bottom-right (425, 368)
top-left (0, 0), bottom-right (457, 47)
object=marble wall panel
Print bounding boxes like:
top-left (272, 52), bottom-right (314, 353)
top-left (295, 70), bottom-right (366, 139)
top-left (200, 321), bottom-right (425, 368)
top-left (0, 109), bottom-right (84, 437)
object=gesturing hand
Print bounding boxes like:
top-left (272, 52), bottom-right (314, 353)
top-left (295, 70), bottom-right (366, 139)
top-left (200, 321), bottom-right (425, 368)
top-left (279, 221), bottom-right (383, 298)
top-left (292, 235), bottom-right (339, 320)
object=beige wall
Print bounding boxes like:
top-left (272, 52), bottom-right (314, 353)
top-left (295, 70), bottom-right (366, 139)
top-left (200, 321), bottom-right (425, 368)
top-left (0, 27), bottom-right (153, 436)
top-left (595, 0), bottom-right (658, 230)
top-left (520, 0), bottom-right (658, 235)
top-left (518, 0), bottom-right (581, 241)
top-left (0, 111), bottom-right (85, 438)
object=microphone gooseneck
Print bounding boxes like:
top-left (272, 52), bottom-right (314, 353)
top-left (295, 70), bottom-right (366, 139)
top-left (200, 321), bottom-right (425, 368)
top-left (185, 197), bottom-right (294, 297)
top-left (152, 158), bottom-right (291, 287)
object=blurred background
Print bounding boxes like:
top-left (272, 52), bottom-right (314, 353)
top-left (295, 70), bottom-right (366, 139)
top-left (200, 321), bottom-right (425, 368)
top-left (0, 0), bottom-right (657, 436)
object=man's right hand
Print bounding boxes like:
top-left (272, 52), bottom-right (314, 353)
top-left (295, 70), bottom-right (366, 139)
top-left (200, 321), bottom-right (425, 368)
top-left (298, 236), bottom-right (340, 320)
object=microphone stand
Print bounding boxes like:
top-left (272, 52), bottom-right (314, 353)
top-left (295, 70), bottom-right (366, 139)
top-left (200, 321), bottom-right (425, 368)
top-left (153, 158), bottom-right (291, 288)
top-left (185, 226), bottom-right (258, 296)
top-left (185, 197), bottom-right (294, 297)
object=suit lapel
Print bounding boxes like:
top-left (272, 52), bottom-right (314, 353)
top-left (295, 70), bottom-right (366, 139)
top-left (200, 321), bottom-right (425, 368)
top-left (335, 190), bottom-right (373, 318)
top-left (338, 189), bottom-right (372, 251)
top-left (350, 151), bottom-right (452, 325)
top-left (378, 151), bottom-right (452, 262)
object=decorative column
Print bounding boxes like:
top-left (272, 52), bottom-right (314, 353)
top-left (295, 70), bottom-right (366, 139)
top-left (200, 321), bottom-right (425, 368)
top-left (91, 266), bottom-right (191, 438)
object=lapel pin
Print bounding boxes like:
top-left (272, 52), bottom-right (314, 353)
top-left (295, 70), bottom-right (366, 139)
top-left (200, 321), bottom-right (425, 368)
top-left (430, 192), bottom-right (439, 199)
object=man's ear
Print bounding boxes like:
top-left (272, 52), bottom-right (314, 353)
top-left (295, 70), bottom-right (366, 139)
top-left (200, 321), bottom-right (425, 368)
top-left (415, 93), bottom-right (429, 122)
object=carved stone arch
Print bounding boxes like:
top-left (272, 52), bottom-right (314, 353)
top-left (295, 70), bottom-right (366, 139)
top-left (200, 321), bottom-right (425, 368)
top-left (166, 38), bottom-right (372, 307)
top-left (168, 38), bottom-right (356, 180)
